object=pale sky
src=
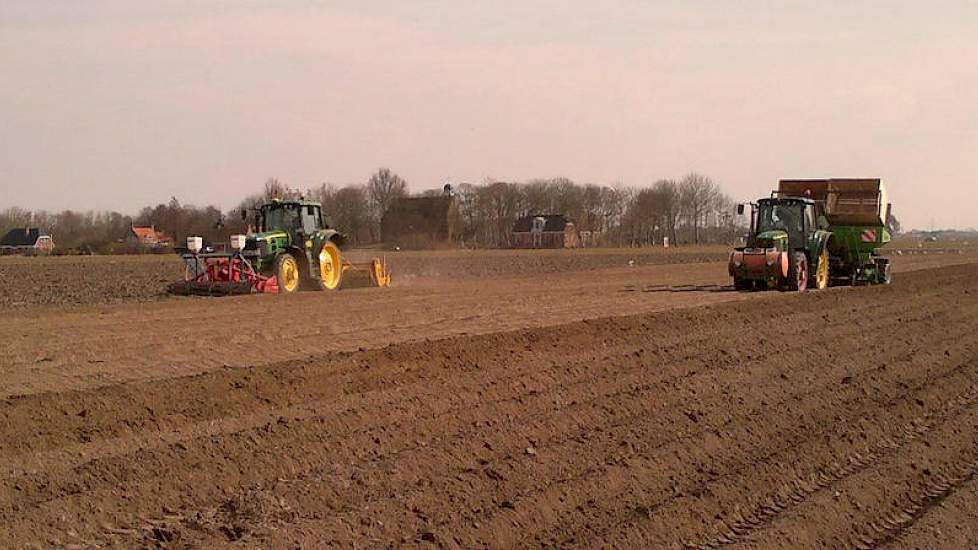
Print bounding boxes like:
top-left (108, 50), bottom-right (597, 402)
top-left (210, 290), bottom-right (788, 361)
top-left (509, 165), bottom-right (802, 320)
top-left (2, 1), bottom-right (976, 229)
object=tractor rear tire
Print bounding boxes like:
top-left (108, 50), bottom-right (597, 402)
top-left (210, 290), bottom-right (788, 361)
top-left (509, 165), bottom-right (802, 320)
top-left (274, 253), bottom-right (301, 294)
top-left (878, 259), bottom-right (892, 285)
top-left (314, 241), bottom-right (343, 291)
top-left (783, 251), bottom-right (809, 292)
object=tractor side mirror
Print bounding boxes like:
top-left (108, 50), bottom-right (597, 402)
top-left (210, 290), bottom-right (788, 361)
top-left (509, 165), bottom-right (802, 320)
top-left (736, 204), bottom-right (745, 216)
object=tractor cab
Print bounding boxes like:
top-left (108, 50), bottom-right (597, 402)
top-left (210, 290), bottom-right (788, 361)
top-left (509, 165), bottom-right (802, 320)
top-left (750, 197), bottom-right (818, 251)
top-left (259, 200), bottom-right (326, 241)
top-left (731, 195), bottom-right (829, 292)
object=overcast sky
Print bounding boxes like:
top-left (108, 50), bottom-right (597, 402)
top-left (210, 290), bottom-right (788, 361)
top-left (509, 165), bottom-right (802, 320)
top-left (2, 1), bottom-right (976, 229)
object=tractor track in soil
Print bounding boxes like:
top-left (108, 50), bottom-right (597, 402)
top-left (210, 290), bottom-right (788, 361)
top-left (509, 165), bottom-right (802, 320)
top-left (686, 378), bottom-right (978, 549)
top-left (0, 260), bottom-right (976, 548)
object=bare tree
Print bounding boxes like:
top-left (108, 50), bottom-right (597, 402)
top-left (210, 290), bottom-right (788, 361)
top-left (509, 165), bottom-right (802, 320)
top-left (679, 173), bottom-right (719, 244)
top-left (306, 183), bottom-right (336, 206)
top-left (0, 206), bottom-right (32, 238)
top-left (367, 168), bottom-right (408, 218)
top-left (328, 185), bottom-right (371, 244)
top-left (550, 177), bottom-right (583, 221)
top-left (709, 191), bottom-right (739, 243)
top-left (623, 180), bottom-right (679, 247)
top-left (651, 179), bottom-right (681, 245)
top-left (476, 181), bottom-right (523, 247)
top-left (604, 186), bottom-right (632, 246)
top-left (624, 188), bottom-right (658, 246)
top-left (521, 179), bottom-right (552, 215)
top-left (452, 182), bottom-right (479, 246)
top-left (263, 178), bottom-right (289, 200)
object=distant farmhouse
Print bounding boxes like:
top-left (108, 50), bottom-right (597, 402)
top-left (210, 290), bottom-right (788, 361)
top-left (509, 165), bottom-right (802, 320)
top-left (0, 228), bottom-right (55, 255)
top-left (127, 225), bottom-right (172, 252)
top-left (381, 195), bottom-right (457, 249)
top-left (511, 214), bottom-right (580, 249)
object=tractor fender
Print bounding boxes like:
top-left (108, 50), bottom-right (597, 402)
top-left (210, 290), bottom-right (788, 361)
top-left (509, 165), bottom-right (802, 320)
top-left (303, 231), bottom-right (346, 278)
top-left (317, 229), bottom-right (348, 249)
top-left (271, 248), bottom-right (303, 262)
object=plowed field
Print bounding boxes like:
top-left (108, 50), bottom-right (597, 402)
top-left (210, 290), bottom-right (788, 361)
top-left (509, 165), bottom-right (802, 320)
top-left (0, 247), bottom-right (732, 310)
top-left (1, 250), bottom-right (976, 548)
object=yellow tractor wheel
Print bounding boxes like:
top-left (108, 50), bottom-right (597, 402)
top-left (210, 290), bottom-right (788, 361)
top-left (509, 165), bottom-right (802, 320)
top-left (814, 248), bottom-right (830, 290)
top-left (275, 253), bottom-right (301, 293)
top-left (316, 242), bottom-right (343, 291)
top-left (370, 258), bottom-right (392, 288)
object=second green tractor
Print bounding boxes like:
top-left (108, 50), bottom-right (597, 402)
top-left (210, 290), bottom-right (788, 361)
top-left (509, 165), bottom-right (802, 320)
top-left (729, 179), bottom-right (892, 292)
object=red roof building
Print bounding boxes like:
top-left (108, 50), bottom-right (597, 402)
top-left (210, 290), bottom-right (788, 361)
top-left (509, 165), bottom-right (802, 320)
top-left (127, 225), bottom-right (171, 249)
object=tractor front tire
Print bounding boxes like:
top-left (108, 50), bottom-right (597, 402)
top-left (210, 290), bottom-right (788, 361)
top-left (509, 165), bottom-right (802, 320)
top-left (274, 253), bottom-right (301, 294)
top-left (733, 277), bottom-right (753, 291)
top-left (783, 251), bottom-right (809, 292)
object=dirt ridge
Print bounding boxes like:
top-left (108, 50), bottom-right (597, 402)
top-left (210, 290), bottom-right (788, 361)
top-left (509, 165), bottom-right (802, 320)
top-left (1, 262), bottom-right (976, 547)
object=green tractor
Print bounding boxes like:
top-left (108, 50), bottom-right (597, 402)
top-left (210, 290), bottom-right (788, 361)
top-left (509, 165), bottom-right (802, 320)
top-left (172, 199), bottom-right (390, 295)
top-left (729, 179), bottom-right (892, 291)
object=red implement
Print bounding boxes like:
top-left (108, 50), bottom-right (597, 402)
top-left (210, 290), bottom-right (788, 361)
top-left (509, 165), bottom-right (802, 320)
top-left (169, 254), bottom-right (278, 296)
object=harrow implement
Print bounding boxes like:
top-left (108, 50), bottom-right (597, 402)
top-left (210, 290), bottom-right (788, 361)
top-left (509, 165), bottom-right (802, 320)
top-left (341, 257), bottom-right (392, 289)
top-left (169, 252), bottom-right (279, 296)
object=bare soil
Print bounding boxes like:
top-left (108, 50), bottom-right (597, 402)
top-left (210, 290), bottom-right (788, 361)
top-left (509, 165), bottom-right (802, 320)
top-left (0, 255), bottom-right (182, 309)
top-left (0, 247), bottom-right (734, 311)
top-left (0, 250), bottom-right (976, 548)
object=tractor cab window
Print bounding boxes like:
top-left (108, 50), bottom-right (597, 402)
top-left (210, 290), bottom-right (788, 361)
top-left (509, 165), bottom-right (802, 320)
top-left (814, 203), bottom-right (830, 230)
top-left (262, 204), bottom-right (302, 233)
top-left (301, 205), bottom-right (320, 233)
top-left (804, 204), bottom-right (816, 233)
top-left (756, 202), bottom-right (804, 234)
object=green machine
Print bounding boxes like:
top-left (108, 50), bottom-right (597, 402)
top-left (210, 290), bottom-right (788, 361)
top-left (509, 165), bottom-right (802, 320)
top-left (172, 199), bottom-right (390, 295)
top-left (729, 179), bottom-right (892, 291)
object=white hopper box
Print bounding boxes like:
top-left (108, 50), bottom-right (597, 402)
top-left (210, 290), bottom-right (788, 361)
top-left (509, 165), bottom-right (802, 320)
top-left (230, 234), bottom-right (247, 250)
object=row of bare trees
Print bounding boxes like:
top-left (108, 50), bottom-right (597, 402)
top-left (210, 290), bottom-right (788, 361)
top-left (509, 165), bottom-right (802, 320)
top-left (621, 175), bottom-right (737, 247)
top-left (450, 173), bottom-right (737, 247)
top-left (225, 170), bottom-right (737, 248)
top-left (0, 169), bottom-right (741, 253)
top-left (0, 199), bottom-right (229, 253)
top-left (0, 207), bottom-right (137, 252)
top-left (449, 178), bottom-right (625, 248)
